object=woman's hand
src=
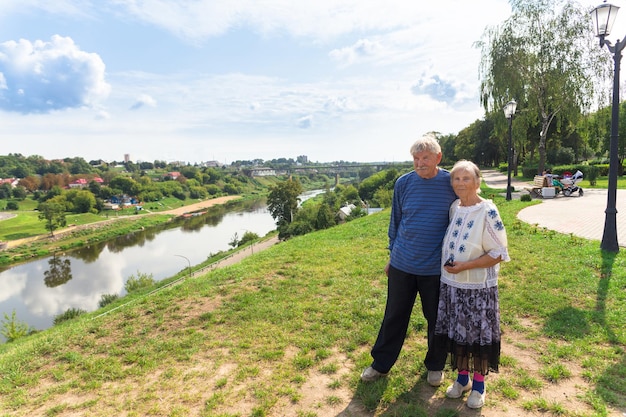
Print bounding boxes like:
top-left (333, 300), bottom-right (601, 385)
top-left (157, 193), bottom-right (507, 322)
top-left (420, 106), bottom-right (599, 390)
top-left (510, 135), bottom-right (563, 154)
top-left (444, 260), bottom-right (466, 274)
top-left (444, 254), bottom-right (502, 274)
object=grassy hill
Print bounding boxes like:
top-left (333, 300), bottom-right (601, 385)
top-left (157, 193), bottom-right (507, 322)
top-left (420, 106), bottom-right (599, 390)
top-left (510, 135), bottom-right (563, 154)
top-left (0, 194), bottom-right (624, 417)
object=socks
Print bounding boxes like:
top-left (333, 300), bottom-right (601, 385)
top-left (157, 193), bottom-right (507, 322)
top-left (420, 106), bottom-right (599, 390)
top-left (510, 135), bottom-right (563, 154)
top-left (456, 370), bottom-right (470, 386)
top-left (472, 372), bottom-right (485, 393)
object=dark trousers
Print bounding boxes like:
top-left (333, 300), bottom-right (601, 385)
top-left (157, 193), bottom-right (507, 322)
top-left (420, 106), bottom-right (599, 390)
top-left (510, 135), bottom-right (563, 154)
top-left (370, 265), bottom-right (447, 373)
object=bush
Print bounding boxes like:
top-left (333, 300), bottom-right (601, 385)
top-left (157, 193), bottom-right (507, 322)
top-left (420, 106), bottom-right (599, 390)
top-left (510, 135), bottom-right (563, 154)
top-left (54, 308), bottom-right (86, 325)
top-left (1, 310), bottom-right (32, 342)
top-left (586, 165), bottom-right (599, 186)
top-left (239, 231), bottom-right (259, 246)
top-left (124, 271), bottom-right (155, 293)
top-left (520, 194), bottom-right (532, 202)
top-left (6, 201), bottom-right (18, 210)
top-left (99, 293), bottom-right (119, 308)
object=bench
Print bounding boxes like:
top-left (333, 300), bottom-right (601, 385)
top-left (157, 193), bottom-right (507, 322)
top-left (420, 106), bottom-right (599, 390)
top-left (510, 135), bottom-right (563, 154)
top-left (524, 175), bottom-right (559, 198)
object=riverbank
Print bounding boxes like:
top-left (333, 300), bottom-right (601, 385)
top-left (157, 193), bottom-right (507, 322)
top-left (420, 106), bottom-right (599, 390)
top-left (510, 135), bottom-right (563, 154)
top-left (3, 195), bottom-right (241, 250)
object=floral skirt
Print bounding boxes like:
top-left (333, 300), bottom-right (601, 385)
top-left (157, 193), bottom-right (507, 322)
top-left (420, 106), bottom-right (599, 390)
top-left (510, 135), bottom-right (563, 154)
top-left (434, 283), bottom-right (501, 373)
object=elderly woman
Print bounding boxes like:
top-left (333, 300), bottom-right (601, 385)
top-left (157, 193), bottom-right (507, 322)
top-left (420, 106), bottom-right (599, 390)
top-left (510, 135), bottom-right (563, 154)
top-left (435, 160), bottom-right (509, 409)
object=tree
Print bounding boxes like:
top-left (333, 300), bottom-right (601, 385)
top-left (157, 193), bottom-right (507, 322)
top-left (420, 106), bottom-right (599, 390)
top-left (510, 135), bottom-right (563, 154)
top-left (69, 190), bottom-right (97, 213)
top-left (38, 202), bottom-right (67, 237)
top-left (267, 179), bottom-right (303, 229)
top-left (315, 202), bottom-right (335, 230)
top-left (11, 186), bottom-right (27, 200)
top-left (0, 183), bottom-right (11, 199)
top-left (18, 175), bottom-right (40, 192)
top-left (477, 0), bottom-right (610, 174)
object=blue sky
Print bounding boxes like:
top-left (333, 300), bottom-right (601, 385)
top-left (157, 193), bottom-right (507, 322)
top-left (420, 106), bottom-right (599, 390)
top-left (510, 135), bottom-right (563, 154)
top-left (0, 1), bottom-right (612, 164)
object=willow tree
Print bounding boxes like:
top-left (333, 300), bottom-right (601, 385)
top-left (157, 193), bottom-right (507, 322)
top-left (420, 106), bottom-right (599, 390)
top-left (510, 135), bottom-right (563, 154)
top-left (477, 0), bottom-right (610, 174)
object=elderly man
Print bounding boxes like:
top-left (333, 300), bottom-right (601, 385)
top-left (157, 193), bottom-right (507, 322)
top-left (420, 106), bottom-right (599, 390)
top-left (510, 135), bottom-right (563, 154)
top-left (361, 134), bottom-right (456, 387)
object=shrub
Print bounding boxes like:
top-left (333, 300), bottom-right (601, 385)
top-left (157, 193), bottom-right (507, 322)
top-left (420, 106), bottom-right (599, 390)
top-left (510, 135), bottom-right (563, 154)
top-left (124, 271), bottom-right (155, 293)
top-left (99, 293), bottom-right (119, 308)
top-left (586, 165), bottom-right (599, 186)
top-left (520, 194), bottom-right (532, 202)
top-left (54, 308), bottom-right (86, 325)
top-left (1, 310), bottom-right (32, 342)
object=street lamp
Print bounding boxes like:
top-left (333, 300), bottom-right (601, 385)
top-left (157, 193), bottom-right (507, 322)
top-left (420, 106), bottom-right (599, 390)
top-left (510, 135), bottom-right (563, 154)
top-left (591, 1), bottom-right (623, 252)
top-left (503, 99), bottom-right (517, 201)
top-left (174, 254), bottom-right (192, 278)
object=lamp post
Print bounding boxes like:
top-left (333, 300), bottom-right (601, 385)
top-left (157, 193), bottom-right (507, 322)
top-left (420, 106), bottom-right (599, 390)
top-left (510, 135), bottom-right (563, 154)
top-left (591, 1), bottom-right (623, 252)
top-left (174, 254), bottom-right (191, 278)
top-left (503, 100), bottom-right (517, 201)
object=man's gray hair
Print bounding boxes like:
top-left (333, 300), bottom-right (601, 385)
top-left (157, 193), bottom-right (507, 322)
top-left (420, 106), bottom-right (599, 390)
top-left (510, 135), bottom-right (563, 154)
top-left (410, 133), bottom-right (441, 156)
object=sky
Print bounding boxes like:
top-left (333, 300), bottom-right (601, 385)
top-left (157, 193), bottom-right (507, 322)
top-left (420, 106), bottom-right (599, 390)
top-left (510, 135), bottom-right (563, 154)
top-left (0, 1), bottom-right (621, 165)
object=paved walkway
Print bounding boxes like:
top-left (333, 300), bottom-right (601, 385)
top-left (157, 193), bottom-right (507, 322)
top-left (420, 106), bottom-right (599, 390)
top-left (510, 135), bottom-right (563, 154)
top-left (481, 170), bottom-right (626, 248)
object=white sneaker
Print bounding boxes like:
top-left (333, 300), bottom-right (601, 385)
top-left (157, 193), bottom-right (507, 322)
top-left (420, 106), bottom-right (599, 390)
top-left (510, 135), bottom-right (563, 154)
top-left (360, 366), bottom-right (388, 382)
top-left (466, 389), bottom-right (485, 409)
top-left (427, 370), bottom-right (444, 386)
top-left (445, 380), bottom-right (472, 398)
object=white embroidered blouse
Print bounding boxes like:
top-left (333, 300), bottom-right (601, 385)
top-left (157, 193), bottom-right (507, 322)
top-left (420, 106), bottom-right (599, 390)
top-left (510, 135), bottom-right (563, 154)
top-left (440, 199), bottom-right (510, 289)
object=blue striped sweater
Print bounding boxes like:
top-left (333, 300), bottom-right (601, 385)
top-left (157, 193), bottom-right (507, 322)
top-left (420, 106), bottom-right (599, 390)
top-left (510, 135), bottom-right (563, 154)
top-left (388, 169), bottom-right (457, 275)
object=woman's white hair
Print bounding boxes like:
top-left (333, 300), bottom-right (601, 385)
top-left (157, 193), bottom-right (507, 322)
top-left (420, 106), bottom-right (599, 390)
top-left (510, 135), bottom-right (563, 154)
top-left (450, 160), bottom-right (481, 191)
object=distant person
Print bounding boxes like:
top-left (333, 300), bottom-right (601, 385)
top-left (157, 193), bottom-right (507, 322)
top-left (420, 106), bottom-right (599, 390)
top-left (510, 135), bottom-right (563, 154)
top-left (361, 134), bottom-right (457, 387)
top-left (435, 160), bottom-right (509, 409)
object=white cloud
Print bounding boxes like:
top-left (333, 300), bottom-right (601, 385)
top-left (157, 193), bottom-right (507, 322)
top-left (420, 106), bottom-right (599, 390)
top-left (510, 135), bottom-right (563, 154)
top-left (297, 114), bottom-right (313, 129)
top-left (329, 38), bottom-right (384, 66)
top-left (130, 93), bottom-right (157, 110)
top-left (0, 35), bottom-right (110, 114)
top-left (0, 0), bottom-right (516, 163)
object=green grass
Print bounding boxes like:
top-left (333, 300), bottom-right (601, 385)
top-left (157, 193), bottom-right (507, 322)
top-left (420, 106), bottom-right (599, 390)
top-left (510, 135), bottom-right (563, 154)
top-left (0, 196), bottom-right (230, 243)
top-left (0, 185), bottom-right (625, 416)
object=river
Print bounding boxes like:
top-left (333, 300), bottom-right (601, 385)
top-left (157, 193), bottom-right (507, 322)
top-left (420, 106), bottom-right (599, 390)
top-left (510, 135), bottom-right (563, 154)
top-left (0, 190), bottom-right (324, 341)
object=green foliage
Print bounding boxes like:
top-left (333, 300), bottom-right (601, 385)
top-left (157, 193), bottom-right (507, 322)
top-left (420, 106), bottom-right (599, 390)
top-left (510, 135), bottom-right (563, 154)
top-left (6, 201), bottom-right (18, 210)
top-left (267, 179), bottom-right (303, 231)
top-left (315, 202), bottom-right (335, 230)
top-left (37, 201), bottom-right (67, 236)
top-left (372, 187), bottom-right (393, 208)
top-left (477, 0), bottom-right (610, 174)
top-left (53, 308), bottom-right (86, 325)
top-left (229, 231), bottom-right (259, 248)
top-left (239, 231), bottom-right (259, 246)
top-left (11, 186), bottom-right (26, 200)
top-left (124, 271), bottom-right (155, 293)
top-left (586, 165), bottom-right (599, 186)
top-left (358, 168), bottom-right (399, 203)
top-left (98, 293), bottom-right (119, 308)
top-left (548, 147), bottom-right (575, 165)
top-left (66, 189), bottom-right (97, 213)
top-left (1, 310), bottom-right (32, 342)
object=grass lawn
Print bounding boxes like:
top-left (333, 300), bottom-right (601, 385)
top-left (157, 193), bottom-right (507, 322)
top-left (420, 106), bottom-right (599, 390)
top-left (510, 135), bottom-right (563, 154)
top-left (0, 183), bottom-right (624, 417)
top-left (0, 196), bottom-right (227, 243)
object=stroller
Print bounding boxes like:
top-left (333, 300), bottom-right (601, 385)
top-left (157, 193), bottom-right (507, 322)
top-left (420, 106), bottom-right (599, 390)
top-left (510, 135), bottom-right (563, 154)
top-left (555, 170), bottom-right (584, 197)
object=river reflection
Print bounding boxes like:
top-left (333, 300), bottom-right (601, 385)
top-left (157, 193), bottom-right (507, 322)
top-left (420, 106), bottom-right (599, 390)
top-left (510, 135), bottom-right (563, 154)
top-left (0, 197), bottom-right (279, 340)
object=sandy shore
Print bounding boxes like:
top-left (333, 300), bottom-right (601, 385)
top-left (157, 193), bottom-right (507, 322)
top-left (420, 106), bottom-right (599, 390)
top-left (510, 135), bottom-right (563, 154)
top-left (3, 195), bottom-right (242, 249)
top-left (156, 195), bottom-right (240, 216)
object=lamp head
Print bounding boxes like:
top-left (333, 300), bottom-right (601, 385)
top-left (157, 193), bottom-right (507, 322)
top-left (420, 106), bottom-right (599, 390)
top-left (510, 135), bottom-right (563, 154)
top-left (591, 1), bottom-right (620, 44)
top-left (503, 100), bottom-right (517, 119)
